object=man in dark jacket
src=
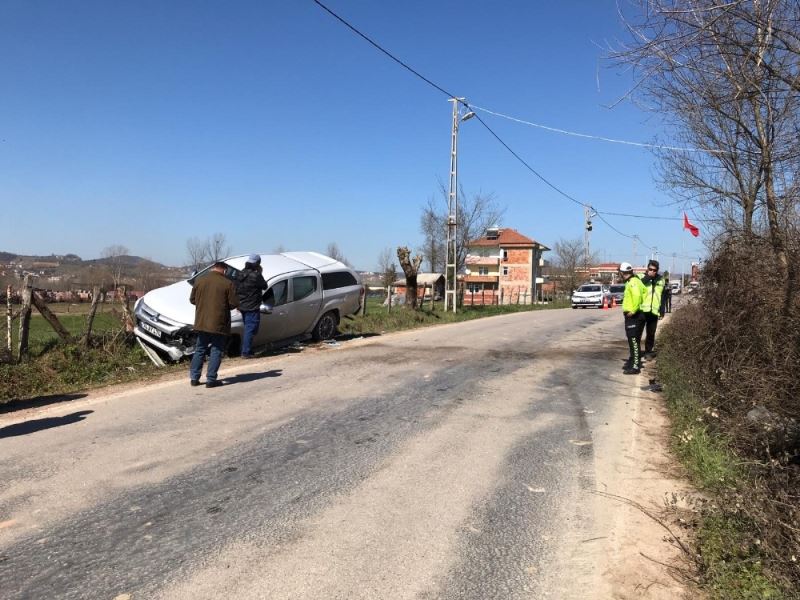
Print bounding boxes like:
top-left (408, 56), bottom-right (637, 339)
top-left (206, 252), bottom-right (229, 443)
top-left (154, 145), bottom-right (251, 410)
top-left (638, 259), bottom-right (666, 358)
top-left (235, 254), bottom-right (268, 358)
top-left (189, 262), bottom-right (239, 388)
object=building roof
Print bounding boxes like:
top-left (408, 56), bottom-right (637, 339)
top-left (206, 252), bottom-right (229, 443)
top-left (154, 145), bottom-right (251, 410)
top-left (392, 273), bottom-right (445, 286)
top-left (468, 228), bottom-right (550, 250)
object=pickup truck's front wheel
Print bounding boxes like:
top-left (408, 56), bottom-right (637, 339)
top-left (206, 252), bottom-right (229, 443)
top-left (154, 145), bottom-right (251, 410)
top-left (312, 311), bottom-right (338, 341)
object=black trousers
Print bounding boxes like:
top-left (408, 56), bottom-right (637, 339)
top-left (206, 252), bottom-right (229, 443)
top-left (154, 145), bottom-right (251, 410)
top-left (643, 313), bottom-right (659, 353)
top-left (624, 312), bottom-right (646, 368)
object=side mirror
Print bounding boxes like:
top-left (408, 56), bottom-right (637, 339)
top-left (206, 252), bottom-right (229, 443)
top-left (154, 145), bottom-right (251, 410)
top-left (260, 303), bottom-right (273, 315)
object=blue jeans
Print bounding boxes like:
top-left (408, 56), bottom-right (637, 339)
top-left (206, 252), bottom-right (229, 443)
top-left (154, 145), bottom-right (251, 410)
top-left (190, 332), bottom-right (227, 383)
top-left (241, 311), bottom-right (261, 356)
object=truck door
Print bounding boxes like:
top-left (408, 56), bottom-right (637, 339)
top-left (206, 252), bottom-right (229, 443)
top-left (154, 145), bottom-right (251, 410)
top-left (282, 272), bottom-right (323, 338)
top-left (260, 278), bottom-right (290, 342)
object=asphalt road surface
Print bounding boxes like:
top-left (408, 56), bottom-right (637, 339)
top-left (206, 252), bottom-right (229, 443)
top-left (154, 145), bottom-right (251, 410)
top-left (0, 307), bottom-right (651, 599)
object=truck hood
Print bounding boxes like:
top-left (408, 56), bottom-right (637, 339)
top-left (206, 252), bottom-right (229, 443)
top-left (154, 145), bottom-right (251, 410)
top-left (141, 281), bottom-right (196, 326)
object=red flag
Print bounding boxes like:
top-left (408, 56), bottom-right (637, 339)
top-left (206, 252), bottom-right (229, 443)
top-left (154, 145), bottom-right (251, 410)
top-left (683, 213), bottom-right (700, 237)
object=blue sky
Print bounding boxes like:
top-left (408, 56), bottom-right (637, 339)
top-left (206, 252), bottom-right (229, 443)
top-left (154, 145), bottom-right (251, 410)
top-left (1, 0), bottom-right (704, 273)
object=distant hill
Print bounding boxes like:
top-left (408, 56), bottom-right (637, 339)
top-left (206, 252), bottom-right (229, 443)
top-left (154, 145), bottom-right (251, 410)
top-left (83, 255), bottom-right (163, 269)
top-left (0, 252), bottom-right (84, 264)
top-left (1, 252), bottom-right (172, 270)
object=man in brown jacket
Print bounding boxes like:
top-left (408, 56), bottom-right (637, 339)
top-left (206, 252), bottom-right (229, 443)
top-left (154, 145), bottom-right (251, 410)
top-left (189, 262), bottom-right (239, 388)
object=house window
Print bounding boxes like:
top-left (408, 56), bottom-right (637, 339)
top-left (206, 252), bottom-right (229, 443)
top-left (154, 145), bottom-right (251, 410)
top-left (478, 266), bottom-right (489, 275)
top-left (502, 266), bottom-right (509, 276)
top-left (502, 250), bottom-right (508, 261)
top-left (467, 283), bottom-right (482, 293)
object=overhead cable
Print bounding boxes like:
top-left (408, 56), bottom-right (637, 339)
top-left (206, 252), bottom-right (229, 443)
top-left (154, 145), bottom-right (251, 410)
top-left (470, 104), bottom-right (733, 156)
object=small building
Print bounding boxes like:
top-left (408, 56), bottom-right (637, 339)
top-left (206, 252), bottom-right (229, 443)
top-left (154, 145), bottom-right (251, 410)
top-left (391, 273), bottom-right (445, 300)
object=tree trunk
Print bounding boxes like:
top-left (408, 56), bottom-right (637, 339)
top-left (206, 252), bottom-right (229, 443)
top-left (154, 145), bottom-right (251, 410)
top-left (397, 247), bottom-right (423, 309)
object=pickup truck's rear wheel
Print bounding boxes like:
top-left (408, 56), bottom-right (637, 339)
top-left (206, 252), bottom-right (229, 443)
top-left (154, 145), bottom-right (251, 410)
top-left (312, 311), bottom-right (338, 341)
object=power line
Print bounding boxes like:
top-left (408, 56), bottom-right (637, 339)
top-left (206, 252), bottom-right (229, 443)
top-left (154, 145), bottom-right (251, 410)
top-left (311, 0), bottom-right (674, 251)
top-left (596, 210), bottom-right (714, 222)
top-left (312, 0), bottom-right (464, 106)
top-left (470, 104), bottom-right (733, 155)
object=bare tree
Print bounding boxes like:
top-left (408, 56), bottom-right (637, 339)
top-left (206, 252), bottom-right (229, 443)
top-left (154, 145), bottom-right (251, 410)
top-left (135, 259), bottom-right (166, 293)
top-left (377, 247), bottom-right (397, 288)
top-left (101, 245), bottom-right (129, 290)
top-left (326, 242), bottom-right (351, 266)
top-left (420, 196), bottom-right (445, 272)
top-left (610, 0), bottom-right (800, 273)
top-left (186, 237), bottom-right (209, 271)
top-left (208, 233), bottom-right (230, 262)
top-left (397, 246), bottom-right (423, 309)
top-left (423, 185), bottom-right (505, 273)
top-left (552, 238), bottom-right (585, 295)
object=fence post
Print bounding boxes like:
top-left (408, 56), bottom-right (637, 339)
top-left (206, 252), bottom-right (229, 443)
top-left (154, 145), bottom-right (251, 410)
top-left (31, 291), bottom-right (70, 340)
top-left (84, 286), bottom-right (105, 347)
top-left (387, 285), bottom-right (392, 313)
top-left (6, 284), bottom-right (12, 353)
top-left (118, 285), bottom-right (136, 331)
top-left (360, 285), bottom-right (367, 317)
top-left (17, 276), bottom-right (32, 362)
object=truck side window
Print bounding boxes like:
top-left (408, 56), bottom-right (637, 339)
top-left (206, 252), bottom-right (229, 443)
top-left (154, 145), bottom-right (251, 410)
top-left (322, 271), bottom-right (358, 290)
top-left (292, 276), bottom-right (317, 301)
top-left (264, 280), bottom-right (288, 307)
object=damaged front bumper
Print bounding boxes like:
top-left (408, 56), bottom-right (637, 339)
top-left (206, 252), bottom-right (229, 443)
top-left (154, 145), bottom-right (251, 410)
top-left (134, 300), bottom-right (196, 365)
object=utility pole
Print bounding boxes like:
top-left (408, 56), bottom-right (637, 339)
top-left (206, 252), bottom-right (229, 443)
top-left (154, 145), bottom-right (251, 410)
top-left (583, 205), bottom-right (595, 276)
top-left (444, 98), bottom-right (474, 313)
top-left (632, 235), bottom-right (638, 268)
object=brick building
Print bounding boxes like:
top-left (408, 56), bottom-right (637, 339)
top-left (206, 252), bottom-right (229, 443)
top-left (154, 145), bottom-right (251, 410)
top-left (463, 227), bottom-right (549, 305)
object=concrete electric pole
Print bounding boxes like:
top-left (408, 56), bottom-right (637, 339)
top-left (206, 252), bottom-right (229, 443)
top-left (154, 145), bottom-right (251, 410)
top-left (444, 98), bottom-right (474, 313)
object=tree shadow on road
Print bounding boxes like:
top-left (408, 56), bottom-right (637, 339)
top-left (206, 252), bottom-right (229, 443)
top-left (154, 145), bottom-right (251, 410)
top-left (222, 369), bottom-right (283, 386)
top-left (0, 410), bottom-right (94, 439)
top-left (0, 393), bottom-right (88, 415)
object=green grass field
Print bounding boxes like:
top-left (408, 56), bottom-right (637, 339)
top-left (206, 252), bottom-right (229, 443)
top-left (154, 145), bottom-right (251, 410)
top-left (5, 304), bottom-right (121, 355)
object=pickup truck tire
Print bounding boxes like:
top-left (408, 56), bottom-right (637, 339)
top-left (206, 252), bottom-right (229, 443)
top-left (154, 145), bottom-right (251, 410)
top-left (312, 311), bottom-right (338, 341)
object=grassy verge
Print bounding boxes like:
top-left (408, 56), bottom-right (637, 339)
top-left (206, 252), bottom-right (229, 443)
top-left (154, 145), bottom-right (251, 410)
top-left (2, 305), bottom-right (180, 405)
top-left (658, 332), bottom-right (786, 599)
top-left (2, 298), bottom-right (570, 405)
top-left (339, 297), bottom-right (571, 336)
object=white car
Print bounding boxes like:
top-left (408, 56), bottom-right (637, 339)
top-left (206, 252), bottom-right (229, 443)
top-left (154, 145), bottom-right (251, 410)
top-left (134, 252), bottom-right (363, 364)
top-left (571, 284), bottom-right (610, 309)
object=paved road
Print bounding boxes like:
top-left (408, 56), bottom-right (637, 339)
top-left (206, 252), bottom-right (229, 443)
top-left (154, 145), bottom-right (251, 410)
top-left (0, 306), bottom-right (640, 599)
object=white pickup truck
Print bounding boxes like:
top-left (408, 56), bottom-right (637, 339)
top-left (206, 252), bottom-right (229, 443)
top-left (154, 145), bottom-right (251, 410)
top-left (134, 252), bottom-right (363, 365)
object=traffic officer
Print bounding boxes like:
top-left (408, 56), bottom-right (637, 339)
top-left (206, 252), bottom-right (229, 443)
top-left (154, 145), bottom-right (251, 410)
top-left (620, 262), bottom-right (646, 374)
top-left (639, 259), bottom-right (665, 357)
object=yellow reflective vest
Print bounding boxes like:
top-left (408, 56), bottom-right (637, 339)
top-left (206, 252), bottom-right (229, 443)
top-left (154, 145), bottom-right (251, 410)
top-left (622, 276), bottom-right (646, 314)
top-left (638, 274), bottom-right (665, 316)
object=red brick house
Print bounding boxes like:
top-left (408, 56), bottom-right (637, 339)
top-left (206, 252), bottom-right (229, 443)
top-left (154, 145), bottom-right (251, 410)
top-left (464, 228), bottom-right (549, 305)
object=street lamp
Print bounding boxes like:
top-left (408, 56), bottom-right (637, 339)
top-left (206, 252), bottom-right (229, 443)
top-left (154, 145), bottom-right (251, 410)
top-left (445, 98), bottom-right (473, 313)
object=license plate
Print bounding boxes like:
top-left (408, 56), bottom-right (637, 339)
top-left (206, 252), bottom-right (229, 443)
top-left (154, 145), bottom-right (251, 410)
top-left (140, 321), bottom-right (161, 338)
